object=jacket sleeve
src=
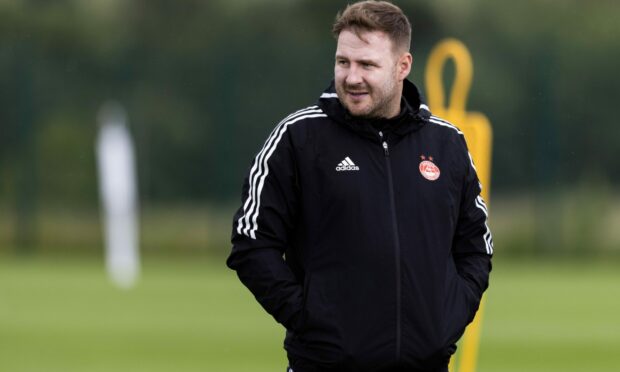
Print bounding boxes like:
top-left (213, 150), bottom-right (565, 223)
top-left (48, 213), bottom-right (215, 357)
top-left (226, 127), bottom-right (303, 331)
top-left (452, 136), bottom-right (493, 302)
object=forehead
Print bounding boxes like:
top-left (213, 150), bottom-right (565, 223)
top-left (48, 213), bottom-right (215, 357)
top-left (335, 29), bottom-right (394, 60)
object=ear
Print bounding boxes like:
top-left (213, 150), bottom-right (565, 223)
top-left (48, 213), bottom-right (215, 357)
top-left (397, 52), bottom-right (413, 81)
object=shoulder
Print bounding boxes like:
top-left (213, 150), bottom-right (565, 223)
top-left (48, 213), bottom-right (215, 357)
top-left (425, 114), bottom-right (464, 139)
top-left (275, 105), bottom-right (328, 131)
top-left (271, 105), bottom-right (331, 147)
top-left (257, 105), bottom-right (329, 154)
top-left (423, 114), bottom-right (472, 169)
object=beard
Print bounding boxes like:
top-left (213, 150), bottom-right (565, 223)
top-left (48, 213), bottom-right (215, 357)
top-left (335, 77), bottom-right (401, 119)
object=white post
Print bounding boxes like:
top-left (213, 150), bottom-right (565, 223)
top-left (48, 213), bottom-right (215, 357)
top-left (96, 102), bottom-right (140, 289)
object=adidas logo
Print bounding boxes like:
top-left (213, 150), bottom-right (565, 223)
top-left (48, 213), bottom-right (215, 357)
top-left (335, 156), bottom-right (360, 171)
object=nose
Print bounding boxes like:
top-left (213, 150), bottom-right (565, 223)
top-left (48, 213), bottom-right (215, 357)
top-left (345, 65), bottom-right (363, 86)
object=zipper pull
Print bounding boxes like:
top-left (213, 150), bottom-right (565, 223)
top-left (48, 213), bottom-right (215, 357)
top-left (379, 131), bottom-right (389, 156)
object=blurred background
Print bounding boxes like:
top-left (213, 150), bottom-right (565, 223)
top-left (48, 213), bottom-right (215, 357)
top-left (1, 0), bottom-right (619, 371)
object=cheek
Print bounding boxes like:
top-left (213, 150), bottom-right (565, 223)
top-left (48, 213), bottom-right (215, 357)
top-left (334, 67), bottom-right (346, 80)
top-left (367, 71), bottom-right (389, 88)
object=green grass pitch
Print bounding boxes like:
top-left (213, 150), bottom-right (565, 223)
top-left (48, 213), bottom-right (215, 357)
top-left (0, 257), bottom-right (618, 371)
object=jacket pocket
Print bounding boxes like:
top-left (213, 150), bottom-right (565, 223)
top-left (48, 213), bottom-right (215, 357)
top-left (442, 271), bottom-right (478, 351)
top-left (299, 273), bottom-right (337, 335)
top-left (287, 274), bottom-right (312, 334)
top-left (288, 273), bottom-right (346, 367)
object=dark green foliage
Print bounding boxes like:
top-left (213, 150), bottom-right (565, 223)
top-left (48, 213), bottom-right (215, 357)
top-left (0, 0), bottom-right (618, 202)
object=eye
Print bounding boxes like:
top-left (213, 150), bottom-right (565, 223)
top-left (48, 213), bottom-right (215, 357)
top-left (336, 59), bottom-right (349, 67)
top-left (361, 62), bottom-right (374, 69)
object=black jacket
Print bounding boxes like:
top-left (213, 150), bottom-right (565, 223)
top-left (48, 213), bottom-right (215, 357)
top-left (227, 80), bottom-right (493, 372)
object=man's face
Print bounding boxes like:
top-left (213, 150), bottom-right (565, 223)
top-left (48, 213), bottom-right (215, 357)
top-left (334, 29), bottom-right (411, 119)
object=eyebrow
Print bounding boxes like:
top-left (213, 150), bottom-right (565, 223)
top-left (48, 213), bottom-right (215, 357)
top-left (358, 59), bottom-right (378, 65)
top-left (335, 55), bottom-right (380, 65)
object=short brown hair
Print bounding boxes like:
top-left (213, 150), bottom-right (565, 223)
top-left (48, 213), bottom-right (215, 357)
top-left (332, 1), bottom-right (412, 53)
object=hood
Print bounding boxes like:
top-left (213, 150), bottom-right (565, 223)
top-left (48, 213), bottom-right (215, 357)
top-left (316, 79), bottom-right (430, 142)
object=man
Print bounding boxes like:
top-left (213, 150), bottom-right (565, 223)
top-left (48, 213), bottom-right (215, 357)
top-left (227, 1), bottom-right (493, 371)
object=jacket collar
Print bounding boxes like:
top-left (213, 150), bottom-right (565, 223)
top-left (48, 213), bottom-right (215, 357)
top-left (317, 79), bottom-right (430, 141)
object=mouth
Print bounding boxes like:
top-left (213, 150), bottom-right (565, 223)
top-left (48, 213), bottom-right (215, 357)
top-left (346, 91), bottom-right (369, 99)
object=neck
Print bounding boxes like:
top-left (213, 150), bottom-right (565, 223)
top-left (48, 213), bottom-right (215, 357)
top-left (384, 92), bottom-right (403, 119)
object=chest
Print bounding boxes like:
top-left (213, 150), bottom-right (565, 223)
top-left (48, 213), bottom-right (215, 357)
top-left (297, 130), bottom-right (464, 218)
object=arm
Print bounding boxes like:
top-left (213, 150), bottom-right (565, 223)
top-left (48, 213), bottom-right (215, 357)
top-left (227, 128), bottom-right (303, 331)
top-left (452, 138), bottom-right (493, 303)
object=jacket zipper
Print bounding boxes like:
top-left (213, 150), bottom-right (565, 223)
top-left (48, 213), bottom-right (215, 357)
top-left (380, 131), bottom-right (402, 363)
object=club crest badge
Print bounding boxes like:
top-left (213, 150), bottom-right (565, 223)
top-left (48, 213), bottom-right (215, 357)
top-left (419, 155), bottom-right (440, 181)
